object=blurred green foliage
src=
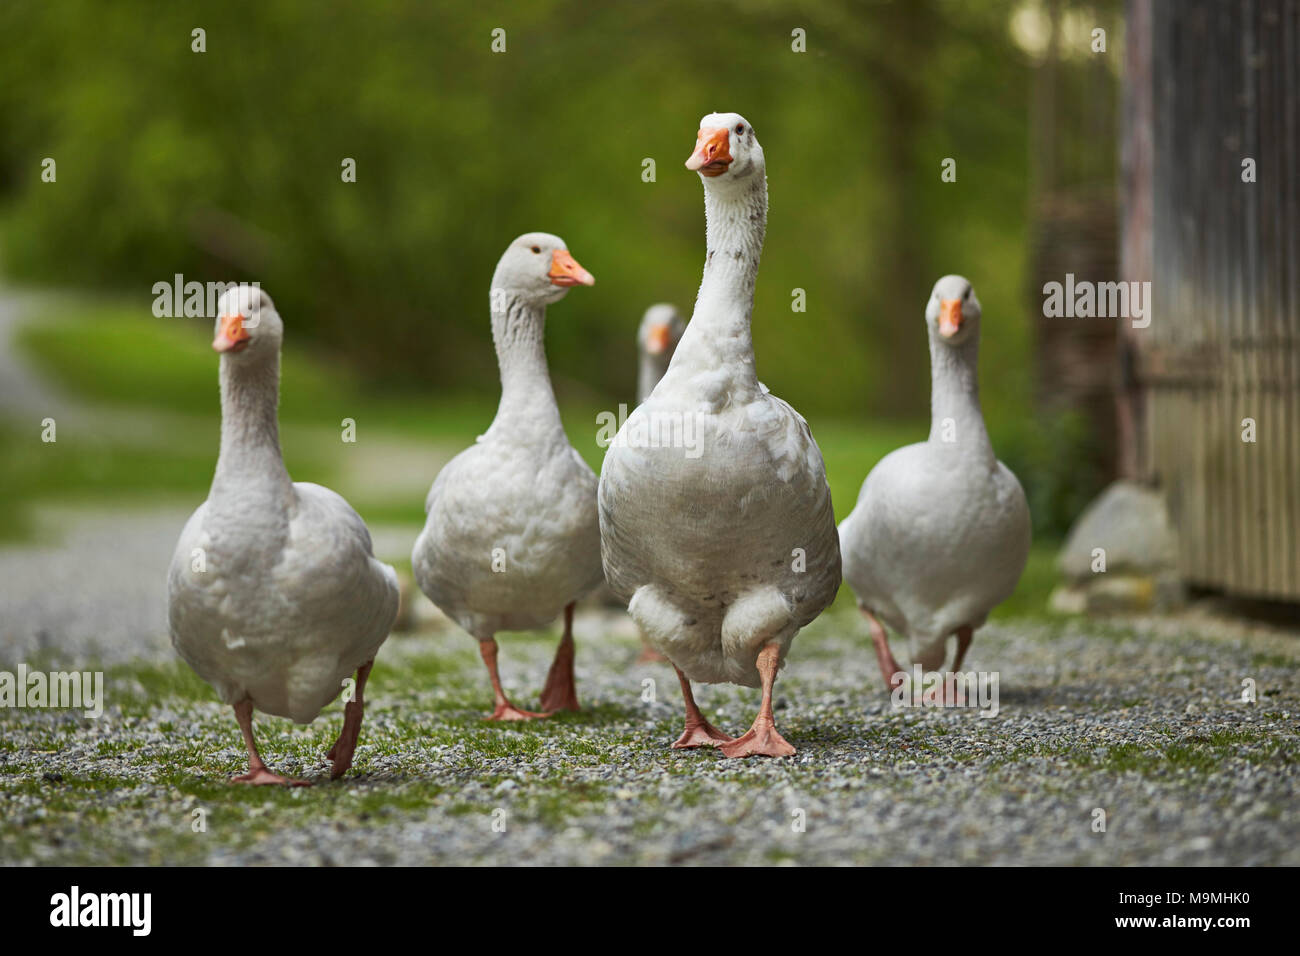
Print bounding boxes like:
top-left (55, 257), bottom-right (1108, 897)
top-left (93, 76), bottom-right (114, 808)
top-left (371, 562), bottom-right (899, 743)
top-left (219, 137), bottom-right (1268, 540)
top-left (0, 0), bottom-right (1124, 541)
top-left (0, 0), bottom-right (1036, 419)
top-left (994, 407), bottom-right (1111, 540)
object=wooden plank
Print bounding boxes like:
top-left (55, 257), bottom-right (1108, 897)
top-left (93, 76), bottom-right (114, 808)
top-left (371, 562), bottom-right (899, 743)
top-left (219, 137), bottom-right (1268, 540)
top-left (1135, 0), bottom-right (1300, 600)
top-left (1285, 0), bottom-right (1299, 594)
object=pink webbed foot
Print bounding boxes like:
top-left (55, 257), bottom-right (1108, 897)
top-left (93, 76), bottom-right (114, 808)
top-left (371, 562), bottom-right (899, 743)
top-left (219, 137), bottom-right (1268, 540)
top-left (479, 637), bottom-right (554, 722)
top-left (719, 717), bottom-right (796, 759)
top-left (670, 665), bottom-right (732, 748)
top-left (326, 661), bottom-right (373, 779)
top-left (538, 683), bottom-right (579, 713)
top-left (539, 606), bottom-right (580, 712)
top-left (231, 765), bottom-right (311, 787)
top-left (326, 700), bottom-right (363, 779)
top-left (672, 718), bottom-right (735, 749)
top-left (485, 701), bottom-right (553, 721)
top-left (717, 642), bottom-right (796, 758)
top-left (230, 699), bottom-right (312, 786)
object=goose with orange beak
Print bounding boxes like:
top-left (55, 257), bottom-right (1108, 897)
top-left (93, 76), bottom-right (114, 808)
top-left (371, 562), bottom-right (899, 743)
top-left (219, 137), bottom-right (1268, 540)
top-left (599, 113), bottom-right (842, 758)
top-left (413, 232), bottom-right (603, 720)
top-left (838, 275), bottom-right (1031, 696)
top-left (636, 303), bottom-right (685, 404)
top-left (168, 285), bottom-right (400, 785)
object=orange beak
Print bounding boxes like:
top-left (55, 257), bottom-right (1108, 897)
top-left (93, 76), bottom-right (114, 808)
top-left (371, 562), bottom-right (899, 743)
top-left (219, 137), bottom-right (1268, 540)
top-left (939, 299), bottom-right (964, 338)
top-left (548, 249), bottom-right (595, 287)
top-left (213, 313), bottom-right (251, 352)
top-left (685, 126), bottom-right (732, 176)
top-left (646, 323), bottom-right (672, 355)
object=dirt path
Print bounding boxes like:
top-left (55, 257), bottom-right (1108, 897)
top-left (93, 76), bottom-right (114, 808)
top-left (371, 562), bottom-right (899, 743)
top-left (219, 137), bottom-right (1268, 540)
top-left (0, 289), bottom-right (69, 418)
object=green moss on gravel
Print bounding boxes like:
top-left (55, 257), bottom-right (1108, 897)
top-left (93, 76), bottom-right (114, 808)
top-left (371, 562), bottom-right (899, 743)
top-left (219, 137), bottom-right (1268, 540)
top-left (2, 609), bottom-right (1298, 866)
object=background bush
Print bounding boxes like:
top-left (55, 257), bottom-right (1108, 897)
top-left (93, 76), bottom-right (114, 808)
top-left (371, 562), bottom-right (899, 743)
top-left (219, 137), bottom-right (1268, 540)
top-left (0, 0), bottom-right (1115, 536)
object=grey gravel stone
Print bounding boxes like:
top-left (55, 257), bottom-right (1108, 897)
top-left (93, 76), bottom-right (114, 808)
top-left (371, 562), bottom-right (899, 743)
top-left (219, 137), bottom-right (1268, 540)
top-left (2, 602), bottom-right (1297, 866)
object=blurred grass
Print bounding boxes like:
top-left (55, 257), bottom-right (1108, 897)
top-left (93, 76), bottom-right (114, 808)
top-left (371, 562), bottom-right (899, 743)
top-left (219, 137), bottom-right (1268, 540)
top-left (0, 421), bottom-right (216, 539)
top-left (17, 303), bottom-right (355, 421)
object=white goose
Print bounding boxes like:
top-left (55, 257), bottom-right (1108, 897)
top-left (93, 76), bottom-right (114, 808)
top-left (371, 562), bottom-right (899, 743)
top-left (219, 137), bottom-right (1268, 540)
top-left (413, 232), bottom-right (602, 720)
top-left (599, 113), bottom-right (841, 758)
top-left (168, 285), bottom-right (399, 785)
top-left (636, 303), bottom-right (685, 404)
top-left (839, 275), bottom-right (1031, 691)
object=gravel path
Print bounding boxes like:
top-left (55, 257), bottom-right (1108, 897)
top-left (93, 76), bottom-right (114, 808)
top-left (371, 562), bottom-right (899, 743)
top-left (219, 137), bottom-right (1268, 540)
top-left (0, 289), bottom-right (182, 442)
top-left (0, 289), bottom-right (68, 418)
top-left (2, 606), bottom-right (1296, 866)
top-left (0, 505), bottom-right (190, 665)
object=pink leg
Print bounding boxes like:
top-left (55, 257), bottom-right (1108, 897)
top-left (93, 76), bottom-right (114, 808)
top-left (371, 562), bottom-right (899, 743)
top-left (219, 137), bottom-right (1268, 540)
top-left (864, 608), bottom-right (906, 692)
top-left (539, 603), bottom-right (580, 712)
top-left (932, 626), bottom-right (975, 704)
top-left (719, 643), bottom-right (796, 758)
top-left (951, 626), bottom-right (973, 672)
top-left (231, 699), bottom-right (310, 787)
top-left (671, 665), bottom-right (734, 748)
top-left (326, 660), bottom-right (372, 779)
top-left (479, 639), bottom-right (551, 721)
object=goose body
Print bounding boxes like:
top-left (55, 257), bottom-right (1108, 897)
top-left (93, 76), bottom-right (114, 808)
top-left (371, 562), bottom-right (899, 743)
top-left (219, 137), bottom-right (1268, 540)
top-left (599, 113), bottom-right (841, 757)
top-left (167, 285), bottom-right (398, 784)
top-left (170, 483), bottom-right (398, 720)
top-left (412, 232), bottom-right (601, 719)
top-left (414, 422), bottom-right (602, 638)
top-left (839, 275), bottom-right (1030, 683)
top-left (603, 383), bottom-right (840, 686)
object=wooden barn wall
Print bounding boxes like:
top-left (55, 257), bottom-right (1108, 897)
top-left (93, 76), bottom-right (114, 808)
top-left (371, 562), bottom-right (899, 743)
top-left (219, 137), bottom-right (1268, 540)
top-left (1134, 0), bottom-right (1299, 600)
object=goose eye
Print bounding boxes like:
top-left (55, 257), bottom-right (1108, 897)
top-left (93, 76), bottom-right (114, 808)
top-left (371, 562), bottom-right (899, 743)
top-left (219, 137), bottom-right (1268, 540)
top-left (734, 124), bottom-right (745, 135)
top-left (963, 288), bottom-right (971, 301)
top-left (530, 246), bottom-right (541, 254)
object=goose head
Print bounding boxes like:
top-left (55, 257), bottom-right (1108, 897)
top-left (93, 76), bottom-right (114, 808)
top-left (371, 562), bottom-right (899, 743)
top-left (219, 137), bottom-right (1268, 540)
top-left (493, 232), bottom-right (594, 306)
top-left (685, 111), bottom-right (765, 191)
top-left (213, 285), bottom-right (282, 358)
top-left (638, 304), bottom-right (685, 361)
top-left (925, 274), bottom-right (981, 346)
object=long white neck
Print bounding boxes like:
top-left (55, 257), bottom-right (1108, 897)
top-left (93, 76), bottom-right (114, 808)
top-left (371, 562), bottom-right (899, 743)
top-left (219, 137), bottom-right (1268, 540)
top-left (927, 328), bottom-right (993, 463)
top-left (672, 175), bottom-right (767, 389)
top-left (210, 351), bottom-right (294, 523)
top-left (486, 289), bottom-right (564, 439)
top-left (637, 351), bottom-right (671, 404)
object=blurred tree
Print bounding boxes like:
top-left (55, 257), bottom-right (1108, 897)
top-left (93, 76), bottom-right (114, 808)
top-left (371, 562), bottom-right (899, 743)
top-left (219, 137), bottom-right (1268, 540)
top-left (0, 0), bottom-right (1045, 425)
